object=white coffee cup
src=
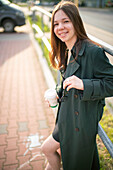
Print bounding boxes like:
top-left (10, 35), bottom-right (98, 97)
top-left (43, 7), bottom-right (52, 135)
top-left (44, 89), bottom-right (58, 108)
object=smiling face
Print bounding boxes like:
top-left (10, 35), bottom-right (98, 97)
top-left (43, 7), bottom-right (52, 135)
top-left (53, 10), bottom-right (77, 49)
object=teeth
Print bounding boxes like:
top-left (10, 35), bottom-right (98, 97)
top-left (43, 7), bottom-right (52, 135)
top-left (61, 33), bottom-right (65, 36)
top-left (60, 32), bottom-right (67, 36)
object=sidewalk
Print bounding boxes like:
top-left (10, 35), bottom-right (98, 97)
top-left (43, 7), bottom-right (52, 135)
top-left (0, 21), bottom-right (55, 169)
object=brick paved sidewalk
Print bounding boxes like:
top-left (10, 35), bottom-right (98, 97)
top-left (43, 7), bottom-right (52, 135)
top-left (0, 23), bottom-right (55, 170)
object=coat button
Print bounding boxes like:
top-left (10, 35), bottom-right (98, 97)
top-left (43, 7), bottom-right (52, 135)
top-left (75, 111), bottom-right (79, 115)
top-left (74, 94), bottom-right (78, 98)
top-left (75, 128), bottom-right (79, 132)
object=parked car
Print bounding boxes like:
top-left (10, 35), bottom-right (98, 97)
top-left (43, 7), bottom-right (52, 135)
top-left (0, 0), bottom-right (25, 32)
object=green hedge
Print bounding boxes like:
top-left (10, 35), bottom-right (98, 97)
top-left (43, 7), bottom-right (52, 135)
top-left (97, 107), bottom-right (113, 170)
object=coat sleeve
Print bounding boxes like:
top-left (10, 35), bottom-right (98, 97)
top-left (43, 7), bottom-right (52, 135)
top-left (81, 47), bottom-right (113, 101)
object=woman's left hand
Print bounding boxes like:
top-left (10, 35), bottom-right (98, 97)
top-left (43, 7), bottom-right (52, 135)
top-left (63, 75), bottom-right (84, 91)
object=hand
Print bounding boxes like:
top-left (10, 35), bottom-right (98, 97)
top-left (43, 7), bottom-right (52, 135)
top-left (63, 75), bottom-right (84, 91)
top-left (45, 98), bottom-right (51, 107)
top-left (45, 96), bottom-right (59, 107)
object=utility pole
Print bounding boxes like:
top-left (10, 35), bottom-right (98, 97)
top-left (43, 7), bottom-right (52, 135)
top-left (97, 0), bottom-right (105, 8)
top-left (74, 0), bottom-right (78, 7)
top-left (63, 0), bottom-right (78, 7)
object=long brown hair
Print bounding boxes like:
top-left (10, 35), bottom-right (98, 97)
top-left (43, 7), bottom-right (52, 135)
top-left (49, 1), bottom-right (89, 69)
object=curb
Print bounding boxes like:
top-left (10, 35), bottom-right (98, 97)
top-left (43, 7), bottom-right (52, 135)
top-left (28, 20), bottom-right (58, 115)
top-left (28, 21), bottom-right (56, 89)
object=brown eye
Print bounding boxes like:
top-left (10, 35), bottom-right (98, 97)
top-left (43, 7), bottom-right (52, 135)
top-left (54, 22), bottom-right (58, 26)
top-left (64, 20), bottom-right (69, 23)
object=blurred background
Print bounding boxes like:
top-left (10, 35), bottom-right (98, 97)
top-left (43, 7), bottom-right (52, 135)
top-left (0, 0), bottom-right (113, 169)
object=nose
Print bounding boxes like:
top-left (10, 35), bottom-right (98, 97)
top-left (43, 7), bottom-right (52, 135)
top-left (58, 23), bottom-right (64, 30)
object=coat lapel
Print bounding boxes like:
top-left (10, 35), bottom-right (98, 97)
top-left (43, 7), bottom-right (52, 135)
top-left (64, 58), bottom-right (80, 78)
top-left (64, 40), bottom-right (86, 79)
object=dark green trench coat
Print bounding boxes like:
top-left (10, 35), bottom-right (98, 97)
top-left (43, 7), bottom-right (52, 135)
top-left (56, 40), bottom-right (113, 170)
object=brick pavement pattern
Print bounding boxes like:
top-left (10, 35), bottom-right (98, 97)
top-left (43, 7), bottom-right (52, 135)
top-left (0, 23), bottom-right (55, 170)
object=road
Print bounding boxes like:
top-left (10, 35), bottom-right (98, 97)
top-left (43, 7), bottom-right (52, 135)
top-left (79, 7), bottom-right (113, 34)
top-left (40, 6), bottom-right (113, 46)
top-left (79, 7), bottom-right (113, 46)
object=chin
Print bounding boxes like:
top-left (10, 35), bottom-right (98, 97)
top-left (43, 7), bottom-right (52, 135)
top-left (60, 38), bottom-right (68, 42)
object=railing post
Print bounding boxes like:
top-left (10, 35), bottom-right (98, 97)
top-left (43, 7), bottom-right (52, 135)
top-left (32, 10), bottom-right (36, 22)
top-left (57, 70), bottom-right (61, 85)
top-left (41, 13), bottom-right (44, 56)
top-left (98, 123), bottom-right (113, 158)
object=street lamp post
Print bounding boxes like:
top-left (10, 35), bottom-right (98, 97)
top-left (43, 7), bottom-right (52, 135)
top-left (74, 0), bottom-right (78, 6)
top-left (63, 0), bottom-right (78, 6)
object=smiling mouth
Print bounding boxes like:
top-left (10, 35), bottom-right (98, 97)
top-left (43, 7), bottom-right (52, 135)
top-left (59, 32), bottom-right (68, 38)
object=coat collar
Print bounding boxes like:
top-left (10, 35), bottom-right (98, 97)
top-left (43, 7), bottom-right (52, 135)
top-left (71, 40), bottom-right (86, 57)
top-left (64, 40), bottom-right (86, 78)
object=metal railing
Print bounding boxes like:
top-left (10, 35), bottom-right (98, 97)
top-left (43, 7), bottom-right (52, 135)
top-left (31, 6), bottom-right (113, 158)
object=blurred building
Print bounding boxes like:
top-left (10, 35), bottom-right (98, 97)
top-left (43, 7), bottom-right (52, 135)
top-left (75, 0), bottom-right (113, 7)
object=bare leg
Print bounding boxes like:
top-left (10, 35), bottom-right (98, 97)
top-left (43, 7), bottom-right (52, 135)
top-left (41, 135), bottom-right (61, 170)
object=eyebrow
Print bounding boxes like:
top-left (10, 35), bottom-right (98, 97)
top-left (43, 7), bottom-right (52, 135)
top-left (54, 17), bottom-right (69, 23)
